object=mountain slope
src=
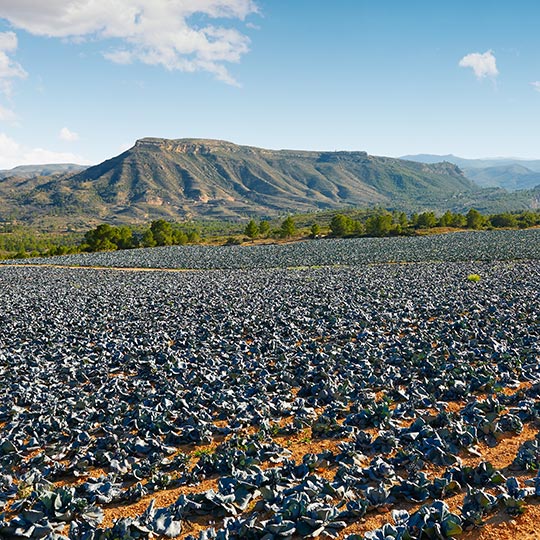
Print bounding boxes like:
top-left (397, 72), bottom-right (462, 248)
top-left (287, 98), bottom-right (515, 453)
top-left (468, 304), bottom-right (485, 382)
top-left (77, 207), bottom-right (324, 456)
top-left (402, 154), bottom-right (540, 190)
top-left (0, 139), bottom-right (534, 227)
top-left (465, 164), bottom-right (540, 190)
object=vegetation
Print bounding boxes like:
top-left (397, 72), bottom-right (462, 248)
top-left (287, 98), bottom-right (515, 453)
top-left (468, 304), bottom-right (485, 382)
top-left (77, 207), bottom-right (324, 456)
top-left (1, 207), bottom-right (539, 260)
top-left (244, 219), bottom-right (259, 240)
top-left (1, 249), bottom-right (539, 538)
top-left (327, 208), bottom-right (540, 239)
top-left (280, 216), bottom-right (296, 238)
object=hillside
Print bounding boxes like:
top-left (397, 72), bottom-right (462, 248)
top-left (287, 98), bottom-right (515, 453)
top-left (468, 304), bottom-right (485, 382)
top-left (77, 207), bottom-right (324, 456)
top-left (464, 164), bottom-right (540, 190)
top-left (0, 139), bottom-right (537, 228)
top-left (402, 154), bottom-right (540, 190)
top-left (0, 138), bottom-right (474, 226)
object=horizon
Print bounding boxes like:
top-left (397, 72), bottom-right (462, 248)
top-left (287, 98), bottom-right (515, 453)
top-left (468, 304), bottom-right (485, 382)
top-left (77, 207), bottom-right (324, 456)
top-left (2, 137), bottom-right (540, 170)
top-left (0, 1), bottom-right (539, 167)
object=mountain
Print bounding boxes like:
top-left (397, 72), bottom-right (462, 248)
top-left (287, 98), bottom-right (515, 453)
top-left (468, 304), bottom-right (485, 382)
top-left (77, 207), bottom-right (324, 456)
top-left (0, 163), bottom-right (87, 180)
top-left (0, 139), bottom-right (536, 228)
top-left (401, 154), bottom-right (540, 191)
top-left (464, 164), bottom-right (540, 190)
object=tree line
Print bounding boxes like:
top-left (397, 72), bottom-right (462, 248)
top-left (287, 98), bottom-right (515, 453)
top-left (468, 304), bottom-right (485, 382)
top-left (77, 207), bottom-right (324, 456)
top-left (1, 208), bottom-right (539, 259)
top-left (326, 209), bottom-right (540, 238)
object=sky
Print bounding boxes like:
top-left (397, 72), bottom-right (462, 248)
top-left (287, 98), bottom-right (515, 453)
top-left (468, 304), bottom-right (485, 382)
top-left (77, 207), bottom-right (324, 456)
top-left (0, 0), bottom-right (539, 168)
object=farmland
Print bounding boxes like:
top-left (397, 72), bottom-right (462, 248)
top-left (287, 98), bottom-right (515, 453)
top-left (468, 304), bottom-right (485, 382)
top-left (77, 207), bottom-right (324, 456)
top-left (0, 230), bottom-right (539, 539)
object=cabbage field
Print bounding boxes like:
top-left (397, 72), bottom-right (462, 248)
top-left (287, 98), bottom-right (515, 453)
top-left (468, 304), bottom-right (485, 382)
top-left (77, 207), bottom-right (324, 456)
top-left (4, 229), bottom-right (540, 269)
top-left (1, 230), bottom-right (540, 540)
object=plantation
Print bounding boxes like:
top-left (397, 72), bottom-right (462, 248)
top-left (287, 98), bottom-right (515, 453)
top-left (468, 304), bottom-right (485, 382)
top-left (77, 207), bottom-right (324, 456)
top-left (0, 230), bottom-right (539, 539)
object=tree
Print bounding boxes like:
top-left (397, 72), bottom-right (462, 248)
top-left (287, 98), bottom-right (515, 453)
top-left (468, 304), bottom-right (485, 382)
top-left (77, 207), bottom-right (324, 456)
top-left (517, 211), bottom-right (538, 229)
top-left (396, 212), bottom-right (409, 228)
top-left (114, 226), bottom-right (134, 249)
top-left (150, 220), bottom-right (174, 246)
top-left (245, 219), bottom-right (259, 240)
top-left (490, 213), bottom-right (518, 228)
top-left (466, 209), bottom-right (484, 229)
top-left (172, 229), bottom-right (188, 245)
top-left (416, 211), bottom-right (437, 229)
top-left (310, 223), bottom-right (320, 238)
top-left (365, 213), bottom-right (394, 237)
top-left (439, 210), bottom-right (453, 227)
top-left (141, 229), bottom-right (156, 247)
top-left (449, 212), bottom-right (466, 228)
top-left (259, 220), bottom-right (270, 237)
top-left (84, 223), bottom-right (133, 251)
top-left (280, 216), bottom-right (296, 238)
top-left (187, 231), bottom-right (201, 243)
top-left (330, 214), bottom-right (353, 237)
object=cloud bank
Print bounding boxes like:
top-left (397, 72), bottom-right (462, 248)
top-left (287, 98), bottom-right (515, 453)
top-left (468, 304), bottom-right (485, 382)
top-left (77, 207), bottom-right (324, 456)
top-left (459, 50), bottom-right (498, 79)
top-left (0, 0), bottom-right (259, 85)
top-left (0, 132), bottom-right (89, 169)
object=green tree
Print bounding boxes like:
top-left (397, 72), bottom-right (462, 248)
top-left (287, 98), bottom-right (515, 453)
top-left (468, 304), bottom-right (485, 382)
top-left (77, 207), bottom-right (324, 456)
top-left (396, 212), bottom-right (409, 228)
top-left (449, 212), bottom-right (466, 228)
top-left (416, 211), bottom-right (437, 229)
top-left (490, 213), bottom-right (518, 228)
top-left (330, 214), bottom-right (353, 237)
top-left (259, 220), bottom-right (270, 237)
top-left (280, 216), bottom-right (296, 238)
top-left (113, 226), bottom-right (134, 249)
top-left (187, 230), bottom-right (201, 243)
top-left (172, 229), bottom-right (188, 245)
top-left (150, 220), bottom-right (174, 246)
top-left (466, 209), bottom-right (484, 229)
top-left (365, 213), bottom-right (394, 237)
top-left (245, 219), bottom-right (259, 240)
top-left (439, 210), bottom-right (453, 227)
top-left (310, 223), bottom-right (321, 238)
top-left (84, 224), bottom-right (121, 251)
top-left (517, 211), bottom-right (539, 229)
top-left (141, 229), bottom-right (156, 247)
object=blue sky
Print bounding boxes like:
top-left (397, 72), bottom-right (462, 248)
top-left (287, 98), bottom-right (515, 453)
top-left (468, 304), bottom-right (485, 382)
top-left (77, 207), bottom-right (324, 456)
top-left (0, 0), bottom-right (539, 168)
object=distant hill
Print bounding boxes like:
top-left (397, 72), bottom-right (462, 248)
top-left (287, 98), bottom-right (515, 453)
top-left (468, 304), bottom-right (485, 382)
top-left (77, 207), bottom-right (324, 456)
top-left (0, 139), bottom-right (537, 229)
top-left (0, 163), bottom-right (87, 180)
top-left (402, 154), bottom-right (540, 191)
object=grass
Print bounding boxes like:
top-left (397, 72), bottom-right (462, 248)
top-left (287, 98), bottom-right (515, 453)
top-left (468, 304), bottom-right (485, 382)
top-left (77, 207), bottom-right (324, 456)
top-left (467, 273), bottom-right (482, 282)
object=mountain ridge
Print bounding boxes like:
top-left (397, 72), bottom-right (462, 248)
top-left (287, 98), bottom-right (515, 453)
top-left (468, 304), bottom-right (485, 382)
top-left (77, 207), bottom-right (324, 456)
top-left (0, 139), bottom-right (537, 229)
top-left (0, 163), bottom-right (88, 180)
top-left (402, 154), bottom-right (540, 191)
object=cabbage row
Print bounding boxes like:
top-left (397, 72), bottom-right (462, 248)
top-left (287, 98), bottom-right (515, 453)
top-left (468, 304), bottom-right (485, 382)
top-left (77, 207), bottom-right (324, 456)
top-left (3, 229), bottom-right (540, 269)
top-left (0, 257), bottom-right (539, 539)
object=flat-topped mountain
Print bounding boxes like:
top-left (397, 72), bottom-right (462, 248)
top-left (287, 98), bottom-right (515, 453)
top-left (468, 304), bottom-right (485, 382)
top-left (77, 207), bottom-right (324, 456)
top-left (63, 137), bottom-right (476, 218)
top-left (0, 139), bottom-right (535, 227)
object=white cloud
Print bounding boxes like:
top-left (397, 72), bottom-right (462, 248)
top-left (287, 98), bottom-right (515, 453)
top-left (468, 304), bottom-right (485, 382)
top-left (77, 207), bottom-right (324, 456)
top-left (0, 31), bottom-right (27, 95)
top-left (59, 127), bottom-right (80, 142)
top-left (0, 1), bottom-right (259, 85)
top-left (531, 82), bottom-right (540, 92)
top-left (459, 50), bottom-right (498, 79)
top-left (0, 104), bottom-right (17, 123)
top-left (0, 132), bottom-right (90, 169)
